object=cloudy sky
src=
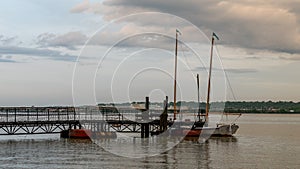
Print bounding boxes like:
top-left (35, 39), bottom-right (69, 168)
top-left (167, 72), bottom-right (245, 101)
top-left (0, 0), bottom-right (299, 106)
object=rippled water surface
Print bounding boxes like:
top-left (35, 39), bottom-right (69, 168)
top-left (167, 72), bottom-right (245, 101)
top-left (0, 114), bottom-right (299, 169)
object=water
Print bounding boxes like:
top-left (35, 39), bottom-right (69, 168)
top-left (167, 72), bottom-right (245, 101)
top-left (0, 114), bottom-right (299, 169)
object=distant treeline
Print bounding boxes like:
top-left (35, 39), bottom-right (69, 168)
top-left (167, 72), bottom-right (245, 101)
top-left (223, 101), bottom-right (300, 113)
top-left (174, 101), bottom-right (300, 113)
top-left (100, 101), bottom-right (300, 114)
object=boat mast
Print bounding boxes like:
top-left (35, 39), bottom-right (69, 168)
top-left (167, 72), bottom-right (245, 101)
top-left (173, 30), bottom-right (179, 121)
top-left (197, 74), bottom-right (201, 122)
top-left (205, 33), bottom-right (216, 122)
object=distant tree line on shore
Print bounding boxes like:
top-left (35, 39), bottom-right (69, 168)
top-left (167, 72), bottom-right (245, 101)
top-left (99, 101), bottom-right (300, 114)
top-left (172, 101), bottom-right (300, 113)
top-left (223, 101), bottom-right (300, 113)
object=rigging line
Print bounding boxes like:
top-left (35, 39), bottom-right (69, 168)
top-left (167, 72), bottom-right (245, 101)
top-left (224, 70), bottom-right (237, 101)
top-left (219, 69), bottom-right (238, 123)
top-left (211, 41), bottom-right (237, 102)
top-left (211, 42), bottom-right (239, 123)
top-left (212, 39), bottom-right (237, 102)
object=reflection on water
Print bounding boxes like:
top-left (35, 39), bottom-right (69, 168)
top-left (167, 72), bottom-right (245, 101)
top-left (0, 114), bottom-right (299, 169)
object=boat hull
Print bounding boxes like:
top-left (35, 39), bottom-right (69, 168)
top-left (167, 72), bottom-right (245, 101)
top-left (170, 124), bottom-right (239, 137)
top-left (61, 129), bottom-right (117, 139)
top-left (69, 129), bottom-right (92, 139)
top-left (212, 124), bottom-right (239, 136)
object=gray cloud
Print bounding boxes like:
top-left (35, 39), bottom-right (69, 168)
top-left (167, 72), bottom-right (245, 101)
top-left (193, 66), bottom-right (258, 74)
top-left (37, 31), bottom-right (88, 50)
top-left (88, 31), bottom-right (176, 51)
top-left (0, 46), bottom-right (76, 62)
top-left (245, 56), bottom-right (262, 60)
top-left (225, 68), bottom-right (258, 74)
top-left (0, 35), bottom-right (18, 45)
top-left (71, 0), bottom-right (300, 56)
top-left (0, 58), bottom-right (16, 63)
top-left (278, 55), bottom-right (300, 61)
top-left (0, 55), bottom-right (16, 63)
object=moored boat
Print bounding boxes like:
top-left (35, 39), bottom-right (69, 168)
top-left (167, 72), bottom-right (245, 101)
top-left (170, 31), bottom-right (240, 138)
top-left (69, 129), bottom-right (92, 139)
top-left (169, 122), bottom-right (239, 137)
top-left (61, 129), bottom-right (117, 139)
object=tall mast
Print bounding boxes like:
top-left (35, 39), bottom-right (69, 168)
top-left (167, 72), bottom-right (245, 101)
top-left (197, 74), bottom-right (200, 122)
top-left (205, 33), bottom-right (216, 122)
top-left (173, 30), bottom-right (179, 121)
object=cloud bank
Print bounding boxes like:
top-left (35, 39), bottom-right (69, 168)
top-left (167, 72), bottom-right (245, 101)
top-left (71, 0), bottom-right (300, 56)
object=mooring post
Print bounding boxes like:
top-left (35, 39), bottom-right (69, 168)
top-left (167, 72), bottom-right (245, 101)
top-left (145, 96), bottom-right (149, 111)
top-left (141, 124), bottom-right (145, 138)
top-left (160, 96), bottom-right (168, 132)
top-left (145, 124), bottom-right (149, 138)
top-left (141, 97), bottom-right (150, 138)
top-left (145, 96), bottom-right (150, 138)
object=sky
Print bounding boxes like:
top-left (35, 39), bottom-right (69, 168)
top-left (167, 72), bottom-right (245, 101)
top-left (0, 0), bottom-right (299, 106)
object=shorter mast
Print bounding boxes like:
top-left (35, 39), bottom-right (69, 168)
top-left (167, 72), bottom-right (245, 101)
top-left (205, 32), bottom-right (218, 122)
top-left (173, 29), bottom-right (180, 121)
top-left (197, 74), bottom-right (200, 122)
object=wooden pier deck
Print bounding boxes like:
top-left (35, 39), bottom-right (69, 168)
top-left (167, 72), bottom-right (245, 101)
top-left (0, 106), bottom-right (176, 136)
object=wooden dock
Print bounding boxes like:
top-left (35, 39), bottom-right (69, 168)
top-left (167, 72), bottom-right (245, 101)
top-left (0, 105), bottom-right (174, 137)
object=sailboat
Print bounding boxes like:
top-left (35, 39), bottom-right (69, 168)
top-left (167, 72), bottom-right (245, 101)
top-left (170, 30), bottom-right (240, 137)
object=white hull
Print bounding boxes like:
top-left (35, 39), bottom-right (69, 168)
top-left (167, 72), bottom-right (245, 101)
top-left (193, 124), bottom-right (239, 137)
top-left (170, 123), bottom-right (239, 137)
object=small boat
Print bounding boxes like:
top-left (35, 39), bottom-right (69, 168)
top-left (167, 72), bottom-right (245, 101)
top-left (68, 129), bottom-right (92, 139)
top-left (171, 30), bottom-right (240, 138)
top-left (170, 122), bottom-right (240, 137)
top-left (61, 129), bottom-right (117, 139)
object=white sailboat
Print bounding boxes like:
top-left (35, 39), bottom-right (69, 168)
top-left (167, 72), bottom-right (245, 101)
top-left (171, 31), bottom-right (240, 137)
top-left (202, 32), bottom-right (240, 136)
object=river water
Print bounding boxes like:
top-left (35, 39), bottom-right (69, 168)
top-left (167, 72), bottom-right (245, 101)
top-left (0, 114), bottom-right (299, 169)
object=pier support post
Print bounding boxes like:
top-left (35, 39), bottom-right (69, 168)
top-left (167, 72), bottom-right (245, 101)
top-left (141, 124), bottom-right (145, 138)
top-left (160, 96), bottom-right (168, 133)
top-left (145, 124), bottom-right (149, 138)
top-left (145, 97), bottom-right (150, 138)
top-left (141, 97), bottom-right (150, 138)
